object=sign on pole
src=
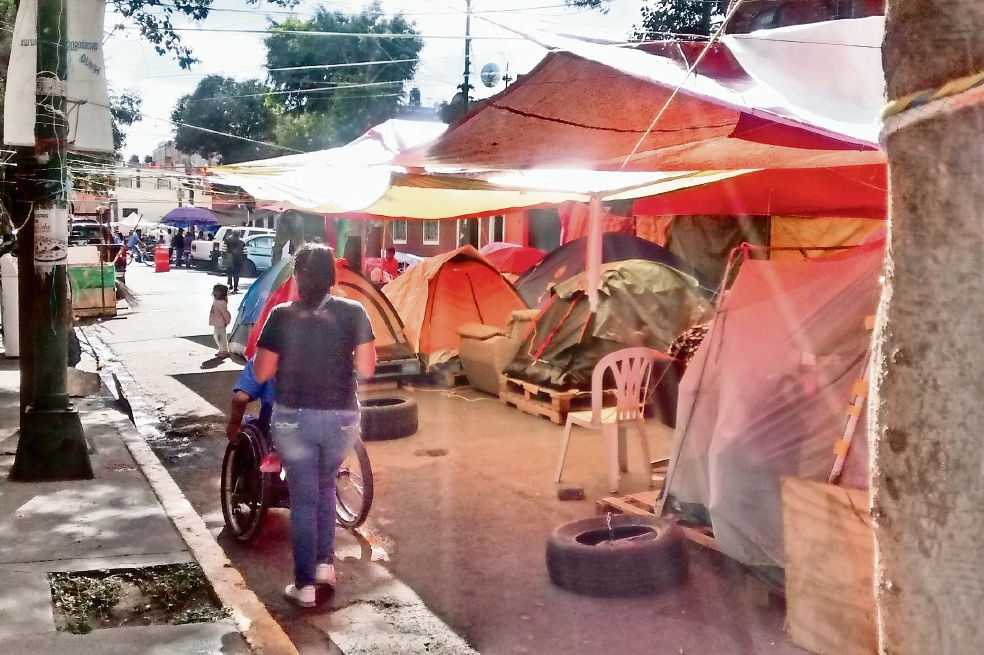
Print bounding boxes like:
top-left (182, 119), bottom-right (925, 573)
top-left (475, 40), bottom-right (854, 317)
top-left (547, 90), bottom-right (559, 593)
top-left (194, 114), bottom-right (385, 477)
top-left (3, 0), bottom-right (114, 152)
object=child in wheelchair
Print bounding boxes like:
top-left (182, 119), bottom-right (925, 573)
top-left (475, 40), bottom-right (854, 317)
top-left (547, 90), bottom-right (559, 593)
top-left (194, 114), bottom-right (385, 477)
top-left (227, 356), bottom-right (281, 473)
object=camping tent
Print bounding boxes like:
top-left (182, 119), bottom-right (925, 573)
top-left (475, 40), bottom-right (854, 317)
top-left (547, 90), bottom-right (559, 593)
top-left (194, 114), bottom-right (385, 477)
top-left (515, 233), bottom-right (706, 308)
top-left (663, 241), bottom-right (883, 577)
top-left (503, 259), bottom-right (711, 419)
top-left (382, 246), bottom-right (527, 367)
top-left (229, 259), bottom-right (294, 354)
top-left (238, 261), bottom-right (415, 363)
top-left (478, 242), bottom-right (545, 275)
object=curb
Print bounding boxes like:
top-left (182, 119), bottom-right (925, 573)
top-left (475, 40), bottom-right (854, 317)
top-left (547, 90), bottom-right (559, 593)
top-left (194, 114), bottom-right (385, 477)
top-left (92, 350), bottom-right (297, 655)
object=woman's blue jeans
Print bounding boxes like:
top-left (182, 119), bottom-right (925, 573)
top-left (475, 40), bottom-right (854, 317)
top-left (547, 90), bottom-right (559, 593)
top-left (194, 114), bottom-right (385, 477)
top-left (272, 406), bottom-right (360, 587)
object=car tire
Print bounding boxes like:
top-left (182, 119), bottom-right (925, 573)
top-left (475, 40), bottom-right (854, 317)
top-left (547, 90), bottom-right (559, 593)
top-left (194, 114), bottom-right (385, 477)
top-left (361, 395), bottom-right (418, 441)
top-left (546, 515), bottom-right (687, 597)
top-left (243, 259), bottom-right (257, 277)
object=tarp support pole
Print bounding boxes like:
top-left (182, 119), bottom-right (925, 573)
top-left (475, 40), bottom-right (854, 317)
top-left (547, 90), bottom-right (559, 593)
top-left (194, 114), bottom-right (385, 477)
top-left (586, 195), bottom-right (603, 312)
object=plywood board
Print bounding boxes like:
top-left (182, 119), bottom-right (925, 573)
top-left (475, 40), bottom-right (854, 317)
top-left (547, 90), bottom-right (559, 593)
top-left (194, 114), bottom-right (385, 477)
top-left (782, 477), bottom-right (877, 655)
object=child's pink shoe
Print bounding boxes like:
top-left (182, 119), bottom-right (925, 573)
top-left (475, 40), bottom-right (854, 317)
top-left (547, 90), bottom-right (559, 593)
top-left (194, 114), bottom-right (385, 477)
top-left (260, 453), bottom-right (281, 474)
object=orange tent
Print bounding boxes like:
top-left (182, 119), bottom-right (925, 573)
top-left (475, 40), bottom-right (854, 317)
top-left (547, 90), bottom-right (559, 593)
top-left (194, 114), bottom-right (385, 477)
top-left (382, 246), bottom-right (527, 367)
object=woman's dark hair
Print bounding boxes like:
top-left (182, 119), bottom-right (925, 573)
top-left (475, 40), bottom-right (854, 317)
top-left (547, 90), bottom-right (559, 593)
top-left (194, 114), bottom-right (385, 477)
top-left (294, 243), bottom-right (336, 305)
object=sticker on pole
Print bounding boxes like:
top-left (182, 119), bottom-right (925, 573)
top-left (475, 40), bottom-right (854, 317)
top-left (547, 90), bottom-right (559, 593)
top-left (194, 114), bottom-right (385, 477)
top-left (34, 205), bottom-right (69, 266)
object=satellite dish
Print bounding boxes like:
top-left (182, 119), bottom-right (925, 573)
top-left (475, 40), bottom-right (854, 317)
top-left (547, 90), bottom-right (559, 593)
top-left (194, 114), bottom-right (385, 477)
top-left (480, 62), bottom-right (501, 88)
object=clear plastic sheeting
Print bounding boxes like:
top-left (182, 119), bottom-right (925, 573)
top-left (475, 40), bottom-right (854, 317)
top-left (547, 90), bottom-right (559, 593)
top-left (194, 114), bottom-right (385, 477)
top-left (664, 242), bottom-right (884, 569)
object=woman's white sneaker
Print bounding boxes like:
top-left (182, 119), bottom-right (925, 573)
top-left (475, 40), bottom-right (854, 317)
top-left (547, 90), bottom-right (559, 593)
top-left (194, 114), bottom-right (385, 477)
top-left (315, 563), bottom-right (336, 586)
top-left (284, 583), bottom-right (316, 608)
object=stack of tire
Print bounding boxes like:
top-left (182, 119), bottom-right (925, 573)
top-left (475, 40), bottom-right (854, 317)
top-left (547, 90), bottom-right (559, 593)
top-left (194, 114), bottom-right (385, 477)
top-left (546, 515), bottom-right (688, 596)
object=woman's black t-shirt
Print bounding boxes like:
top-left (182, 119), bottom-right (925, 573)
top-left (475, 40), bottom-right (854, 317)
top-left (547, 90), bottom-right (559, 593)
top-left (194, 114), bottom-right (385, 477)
top-left (257, 297), bottom-right (374, 410)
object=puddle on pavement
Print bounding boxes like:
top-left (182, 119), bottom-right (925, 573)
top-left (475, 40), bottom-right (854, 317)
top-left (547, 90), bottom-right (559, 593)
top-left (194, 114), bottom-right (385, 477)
top-left (146, 427), bottom-right (210, 464)
top-left (413, 448), bottom-right (449, 457)
top-left (49, 563), bottom-right (228, 634)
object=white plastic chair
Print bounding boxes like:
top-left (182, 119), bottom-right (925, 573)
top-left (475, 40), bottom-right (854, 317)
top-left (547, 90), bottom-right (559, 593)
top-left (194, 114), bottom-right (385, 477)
top-left (555, 347), bottom-right (663, 493)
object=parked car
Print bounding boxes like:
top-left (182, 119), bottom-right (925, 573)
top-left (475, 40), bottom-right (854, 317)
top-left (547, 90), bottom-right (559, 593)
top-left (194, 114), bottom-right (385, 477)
top-left (68, 219), bottom-right (104, 246)
top-left (190, 226), bottom-right (274, 268)
top-left (214, 233), bottom-right (285, 277)
top-left (241, 234), bottom-right (279, 277)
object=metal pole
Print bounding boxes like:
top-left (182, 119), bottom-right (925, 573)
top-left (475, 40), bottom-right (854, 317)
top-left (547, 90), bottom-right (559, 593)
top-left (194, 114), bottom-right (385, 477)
top-left (10, 0), bottom-right (93, 481)
top-left (461, 0), bottom-right (472, 111)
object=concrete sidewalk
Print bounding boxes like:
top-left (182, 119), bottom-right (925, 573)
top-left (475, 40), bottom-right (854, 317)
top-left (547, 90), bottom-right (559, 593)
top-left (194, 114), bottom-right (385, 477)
top-left (0, 357), bottom-right (291, 654)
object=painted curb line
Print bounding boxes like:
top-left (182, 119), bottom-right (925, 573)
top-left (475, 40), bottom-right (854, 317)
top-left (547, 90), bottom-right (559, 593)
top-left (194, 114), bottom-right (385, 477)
top-left (95, 367), bottom-right (298, 655)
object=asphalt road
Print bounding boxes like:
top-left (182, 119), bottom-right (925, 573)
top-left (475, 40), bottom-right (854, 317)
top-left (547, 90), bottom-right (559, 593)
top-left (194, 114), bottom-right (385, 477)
top-left (87, 262), bottom-right (807, 655)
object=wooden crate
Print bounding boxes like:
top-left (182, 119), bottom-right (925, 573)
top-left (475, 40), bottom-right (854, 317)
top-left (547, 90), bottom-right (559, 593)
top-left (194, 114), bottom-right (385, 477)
top-left (782, 477), bottom-right (876, 655)
top-left (498, 376), bottom-right (593, 424)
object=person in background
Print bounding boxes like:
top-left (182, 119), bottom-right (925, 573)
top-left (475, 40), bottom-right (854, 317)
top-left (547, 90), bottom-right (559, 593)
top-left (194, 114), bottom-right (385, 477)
top-left (381, 247), bottom-right (399, 280)
top-left (209, 283), bottom-right (232, 358)
top-left (224, 229), bottom-right (245, 293)
top-left (253, 244), bottom-right (376, 608)
top-left (126, 228), bottom-right (143, 262)
top-left (113, 229), bottom-right (124, 244)
top-left (183, 228), bottom-right (194, 266)
top-left (172, 228), bottom-right (185, 268)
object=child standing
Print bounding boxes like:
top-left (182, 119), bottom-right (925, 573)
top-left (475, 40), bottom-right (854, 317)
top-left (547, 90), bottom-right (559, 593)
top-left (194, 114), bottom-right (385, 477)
top-left (210, 284), bottom-right (232, 358)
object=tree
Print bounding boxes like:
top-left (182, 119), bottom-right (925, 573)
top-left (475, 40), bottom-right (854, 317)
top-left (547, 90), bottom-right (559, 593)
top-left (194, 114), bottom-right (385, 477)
top-left (874, 2), bottom-right (984, 652)
top-left (143, 155), bottom-right (153, 164)
top-left (171, 76), bottom-right (276, 164)
top-left (129, 154), bottom-right (138, 164)
top-left (109, 88), bottom-right (142, 155)
top-left (565, 0), bottom-right (727, 39)
top-left (633, 0), bottom-right (726, 39)
top-left (112, 0), bottom-right (297, 69)
top-left (264, 1), bottom-right (423, 149)
top-left (564, 0), bottom-right (610, 11)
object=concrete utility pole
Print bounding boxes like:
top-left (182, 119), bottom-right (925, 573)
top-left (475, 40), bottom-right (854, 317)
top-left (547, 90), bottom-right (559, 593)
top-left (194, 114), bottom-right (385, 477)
top-left (873, 1), bottom-right (984, 651)
top-left (460, 0), bottom-right (473, 112)
top-left (9, 0), bottom-right (93, 481)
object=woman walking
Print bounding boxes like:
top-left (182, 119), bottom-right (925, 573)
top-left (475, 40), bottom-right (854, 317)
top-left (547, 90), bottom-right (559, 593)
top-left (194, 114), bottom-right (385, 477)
top-left (253, 244), bottom-right (375, 607)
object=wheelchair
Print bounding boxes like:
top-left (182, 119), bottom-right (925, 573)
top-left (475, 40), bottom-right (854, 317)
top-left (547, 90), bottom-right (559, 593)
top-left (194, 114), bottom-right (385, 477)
top-left (220, 415), bottom-right (373, 543)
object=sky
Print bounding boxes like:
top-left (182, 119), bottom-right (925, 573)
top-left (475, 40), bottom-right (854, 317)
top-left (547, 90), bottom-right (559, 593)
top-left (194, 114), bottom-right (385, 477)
top-left (103, 0), bottom-right (648, 162)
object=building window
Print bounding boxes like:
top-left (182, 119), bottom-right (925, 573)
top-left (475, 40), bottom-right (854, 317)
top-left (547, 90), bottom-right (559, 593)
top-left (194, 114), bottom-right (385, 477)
top-left (422, 221), bottom-right (440, 245)
top-left (489, 215), bottom-right (505, 244)
top-left (392, 219), bottom-right (408, 244)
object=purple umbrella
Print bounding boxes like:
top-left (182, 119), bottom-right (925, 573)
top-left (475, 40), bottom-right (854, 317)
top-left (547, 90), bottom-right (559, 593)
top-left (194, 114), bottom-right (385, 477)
top-left (161, 206), bottom-right (219, 227)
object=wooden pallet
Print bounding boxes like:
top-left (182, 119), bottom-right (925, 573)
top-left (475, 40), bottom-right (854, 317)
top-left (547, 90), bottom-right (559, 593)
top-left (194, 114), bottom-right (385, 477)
top-left (596, 490), bottom-right (661, 516)
top-left (596, 464), bottom-right (721, 553)
top-left (498, 376), bottom-right (593, 424)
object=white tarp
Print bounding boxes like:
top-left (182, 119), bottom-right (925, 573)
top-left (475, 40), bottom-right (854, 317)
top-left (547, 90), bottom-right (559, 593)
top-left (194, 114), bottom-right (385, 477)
top-left (4, 0), bottom-right (114, 152)
top-left (723, 17), bottom-right (886, 135)
top-left (213, 119), bottom-right (447, 213)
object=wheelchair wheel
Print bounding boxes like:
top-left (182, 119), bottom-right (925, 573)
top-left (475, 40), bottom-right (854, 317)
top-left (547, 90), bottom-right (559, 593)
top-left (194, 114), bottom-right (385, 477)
top-left (336, 439), bottom-right (374, 529)
top-left (221, 424), bottom-right (271, 543)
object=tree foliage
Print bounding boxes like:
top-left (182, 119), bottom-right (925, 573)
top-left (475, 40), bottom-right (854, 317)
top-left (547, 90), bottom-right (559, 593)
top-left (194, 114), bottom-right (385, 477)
top-left (564, 0), bottom-right (611, 12)
top-left (111, 0), bottom-right (298, 69)
top-left (264, 1), bottom-right (423, 149)
top-left (566, 0), bottom-right (727, 40)
top-left (633, 0), bottom-right (727, 40)
top-left (109, 88), bottom-right (142, 155)
top-left (170, 76), bottom-right (276, 164)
